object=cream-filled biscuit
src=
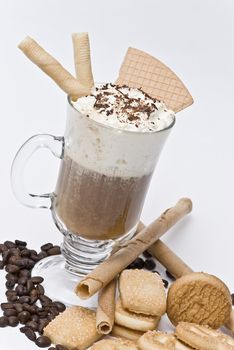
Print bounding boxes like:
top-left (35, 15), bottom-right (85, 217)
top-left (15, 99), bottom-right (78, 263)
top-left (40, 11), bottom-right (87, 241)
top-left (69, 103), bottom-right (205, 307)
top-left (115, 299), bottom-right (160, 331)
top-left (119, 269), bottom-right (166, 316)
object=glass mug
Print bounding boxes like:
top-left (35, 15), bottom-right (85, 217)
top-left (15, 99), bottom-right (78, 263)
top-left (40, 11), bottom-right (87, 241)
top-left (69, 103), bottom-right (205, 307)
top-left (11, 97), bottom-right (175, 302)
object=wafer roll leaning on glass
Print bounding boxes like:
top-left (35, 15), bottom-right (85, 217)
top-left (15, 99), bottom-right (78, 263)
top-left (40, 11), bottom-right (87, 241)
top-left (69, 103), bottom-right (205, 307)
top-left (75, 198), bottom-right (193, 299)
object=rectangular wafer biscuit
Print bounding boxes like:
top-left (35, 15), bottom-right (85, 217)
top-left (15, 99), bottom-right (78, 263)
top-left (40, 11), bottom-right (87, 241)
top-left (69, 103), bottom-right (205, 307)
top-left (116, 47), bottom-right (193, 113)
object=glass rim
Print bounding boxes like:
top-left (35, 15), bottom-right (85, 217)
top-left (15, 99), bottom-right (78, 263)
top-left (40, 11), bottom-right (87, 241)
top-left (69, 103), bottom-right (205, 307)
top-left (67, 95), bottom-right (176, 136)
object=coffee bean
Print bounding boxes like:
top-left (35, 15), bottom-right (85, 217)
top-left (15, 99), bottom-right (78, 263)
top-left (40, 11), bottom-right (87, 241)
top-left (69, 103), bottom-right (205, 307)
top-left (6, 273), bottom-right (18, 283)
top-left (165, 270), bottom-right (176, 281)
top-left (1, 302), bottom-right (14, 310)
top-left (20, 326), bottom-right (28, 333)
top-left (143, 250), bottom-right (153, 259)
top-left (27, 279), bottom-right (34, 292)
top-left (6, 290), bottom-right (18, 302)
top-left (8, 255), bottom-right (21, 265)
top-left (14, 303), bottom-right (24, 313)
top-left (31, 276), bottom-right (44, 284)
top-left (8, 316), bottom-right (19, 327)
top-left (48, 348), bottom-right (56, 350)
top-left (0, 243), bottom-right (8, 253)
top-left (49, 307), bottom-right (59, 317)
top-left (16, 284), bottom-right (28, 296)
top-left (5, 264), bottom-right (20, 274)
top-left (18, 276), bottom-right (28, 286)
top-left (30, 296), bottom-right (38, 305)
top-left (231, 293), bottom-right (234, 305)
top-left (47, 246), bottom-right (61, 256)
top-left (144, 258), bottom-right (156, 270)
top-left (39, 295), bottom-right (52, 305)
top-left (21, 249), bottom-right (31, 258)
top-left (25, 327), bottom-right (37, 341)
top-left (4, 309), bottom-right (18, 317)
top-left (5, 280), bottom-right (15, 289)
top-left (18, 296), bottom-right (31, 304)
top-left (41, 243), bottom-right (53, 252)
top-left (52, 302), bottom-right (66, 313)
top-left (31, 254), bottom-right (41, 262)
top-left (0, 261), bottom-right (5, 269)
top-left (37, 309), bottom-right (48, 318)
top-left (162, 279), bottom-right (169, 288)
top-left (18, 311), bottom-right (31, 324)
top-left (37, 285), bottom-right (45, 295)
top-left (23, 303), bottom-right (38, 314)
top-left (0, 316), bottom-right (8, 327)
top-left (19, 269), bottom-right (31, 278)
top-left (38, 319), bottom-right (49, 334)
top-left (2, 251), bottom-right (10, 263)
top-left (16, 258), bottom-right (35, 269)
top-left (133, 257), bottom-right (144, 269)
top-left (31, 314), bottom-right (39, 322)
top-left (56, 345), bottom-right (68, 350)
top-left (36, 336), bottom-right (51, 348)
top-left (15, 240), bottom-right (27, 247)
top-left (9, 247), bottom-right (20, 256)
top-left (127, 263), bottom-right (135, 269)
top-left (26, 320), bottom-right (38, 331)
top-left (4, 241), bottom-right (16, 249)
top-left (37, 251), bottom-right (48, 260)
top-left (30, 289), bottom-right (39, 298)
top-left (47, 314), bottom-right (55, 322)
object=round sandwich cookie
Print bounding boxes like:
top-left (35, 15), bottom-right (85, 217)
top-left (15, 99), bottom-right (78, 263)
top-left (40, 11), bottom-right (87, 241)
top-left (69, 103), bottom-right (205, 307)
top-left (175, 322), bottom-right (234, 350)
top-left (138, 330), bottom-right (193, 350)
top-left (91, 337), bottom-right (138, 350)
top-left (167, 272), bottom-right (232, 328)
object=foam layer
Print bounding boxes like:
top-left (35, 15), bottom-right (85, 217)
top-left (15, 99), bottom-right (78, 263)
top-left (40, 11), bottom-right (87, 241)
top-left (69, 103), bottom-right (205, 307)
top-left (66, 85), bottom-right (175, 177)
top-left (72, 83), bottom-right (175, 132)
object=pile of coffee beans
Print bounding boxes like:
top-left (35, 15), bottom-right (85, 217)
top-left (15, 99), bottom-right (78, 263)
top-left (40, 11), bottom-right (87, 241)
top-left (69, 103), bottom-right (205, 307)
top-left (0, 240), bottom-right (67, 349)
top-left (127, 250), bottom-right (171, 289)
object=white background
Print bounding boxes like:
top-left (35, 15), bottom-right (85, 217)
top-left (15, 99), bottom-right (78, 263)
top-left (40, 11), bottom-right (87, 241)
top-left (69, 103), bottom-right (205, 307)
top-left (0, 0), bottom-right (234, 348)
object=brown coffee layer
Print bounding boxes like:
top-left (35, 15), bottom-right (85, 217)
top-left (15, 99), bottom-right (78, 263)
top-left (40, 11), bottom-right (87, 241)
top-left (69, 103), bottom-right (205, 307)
top-left (54, 156), bottom-right (152, 240)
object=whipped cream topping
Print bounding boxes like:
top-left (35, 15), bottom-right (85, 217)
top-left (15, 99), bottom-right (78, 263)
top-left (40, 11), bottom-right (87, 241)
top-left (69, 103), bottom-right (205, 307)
top-left (72, 83), bottom-right (175, 132)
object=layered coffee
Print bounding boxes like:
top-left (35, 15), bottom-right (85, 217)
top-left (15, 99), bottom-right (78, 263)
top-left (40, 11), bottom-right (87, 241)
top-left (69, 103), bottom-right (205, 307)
top-left (54, 84), bottom-right (175, 240)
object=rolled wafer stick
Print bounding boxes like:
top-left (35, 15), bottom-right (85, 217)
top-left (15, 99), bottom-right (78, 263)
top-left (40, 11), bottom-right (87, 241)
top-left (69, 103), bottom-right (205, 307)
top-left (72, 33), bottom-right (94, 90)
top-left (139, 223), bottom-right (234, 334)
top-left (75, 197), bottom-right (192, 299)
top-left (137, 222), bottom-right (193, 279)
top-left (18, 36), bottom-right (89, 100)
top-left (96, 278), bottom-right (117, 334)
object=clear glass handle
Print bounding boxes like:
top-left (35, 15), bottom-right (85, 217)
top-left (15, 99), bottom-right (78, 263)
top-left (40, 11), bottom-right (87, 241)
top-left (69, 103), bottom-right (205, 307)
top-left (11, 134), bottom-right (64, 209)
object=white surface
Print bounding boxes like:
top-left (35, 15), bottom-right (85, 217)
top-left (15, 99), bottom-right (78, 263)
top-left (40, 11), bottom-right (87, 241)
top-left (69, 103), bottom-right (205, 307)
top-left (0, 0), bottom-right (234, 348)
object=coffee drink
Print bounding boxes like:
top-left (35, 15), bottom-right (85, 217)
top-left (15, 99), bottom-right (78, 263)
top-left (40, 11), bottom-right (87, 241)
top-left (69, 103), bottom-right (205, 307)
top-left (53, 83), bottom-right (175, 240)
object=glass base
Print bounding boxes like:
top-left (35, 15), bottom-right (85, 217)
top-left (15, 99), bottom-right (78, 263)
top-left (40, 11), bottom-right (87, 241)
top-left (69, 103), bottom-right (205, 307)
top-left (32, 255), bottom-right (98, 307)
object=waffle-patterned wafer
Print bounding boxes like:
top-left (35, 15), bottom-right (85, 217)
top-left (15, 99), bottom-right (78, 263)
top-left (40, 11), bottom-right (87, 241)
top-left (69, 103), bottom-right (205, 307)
top-left (175, 322), bottom-right (234, 350)
top-left (116, 47), bottom-right (193, 113)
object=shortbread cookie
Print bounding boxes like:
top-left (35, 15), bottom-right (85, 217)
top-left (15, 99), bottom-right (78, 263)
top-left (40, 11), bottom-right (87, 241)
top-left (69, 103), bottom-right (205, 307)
top-left (115, 299), bottom-right (160, 332)
top-left (175, 322), bottom-right (234, 350)
top-left (91, 338), bottom-right (138, 350)
top-left (43, 306), bottom-right (101, 350)
top-left (167, 272), bottom-right (232, 328)
top-left (111, 324), bottom-right (144, 340)
top-left (119, 269), bottom-right (166, 316)
top-left (138, 330), bottom-right (193, 350)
